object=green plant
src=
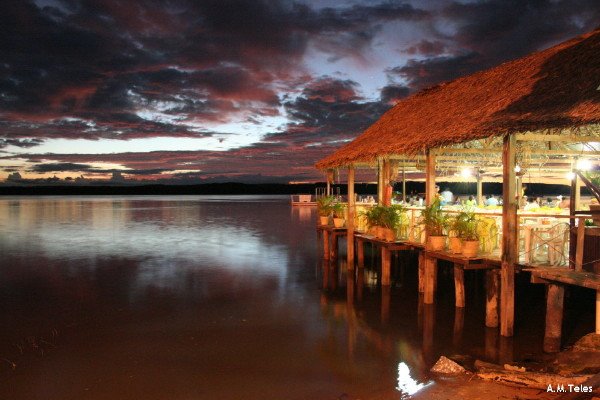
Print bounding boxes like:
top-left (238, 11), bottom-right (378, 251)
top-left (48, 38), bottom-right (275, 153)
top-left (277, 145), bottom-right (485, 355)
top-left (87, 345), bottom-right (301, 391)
top-left (458, 210), bottom-right (480, 241)
top-left (361, 206), bottom-right (384, 228)
top-left (331, 201), bottom-right (346, 219)
top-left (379, 205), bottom-right (406, 229)
top-left (420, 197), bottom-right (448, 236)
top-left (316, 195), bottom-right (335, 217)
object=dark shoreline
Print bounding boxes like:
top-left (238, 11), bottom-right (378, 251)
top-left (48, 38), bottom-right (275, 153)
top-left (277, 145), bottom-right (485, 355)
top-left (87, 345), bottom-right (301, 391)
top-left (0, 181), bottom-right (579, 197)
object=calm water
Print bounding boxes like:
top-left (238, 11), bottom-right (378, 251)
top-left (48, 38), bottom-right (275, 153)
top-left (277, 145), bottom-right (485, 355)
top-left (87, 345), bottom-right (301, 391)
top-left (0, 195), bottom-right (594, 399)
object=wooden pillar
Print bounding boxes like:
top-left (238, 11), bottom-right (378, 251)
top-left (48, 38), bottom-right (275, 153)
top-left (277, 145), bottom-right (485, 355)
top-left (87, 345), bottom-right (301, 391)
top-left (330, 233), bottom-right (338, 261)
top-left (402, 163), bottom-right (406, 203)
top-left (425, 150), bottom-right (436, 206)
top-left (477, 173), bottom-right (483, 206)
top-left (377, 158), bottom-right (384, 205)
top-left (381, 246), bottom-right (391, 286)
top-left (423, 256), bottom-right (437, 304)
top-left (347, 166), bottom-right (355, 270)
top-left (501, 134), bottom-right (517, 337)
top-left (569, 174), bottom-right (579, 268)
top-left (544, 283), bottom-right (564, 353)
top-left (575, 216), bottom-right (585, 271)
top-left (596, 291), bottom-right (600, 334)
top-left (453, 307), bottom-right (465, 347)
top-left (418, 251), bottom-right (425, 293)
top-left (485, 269), bottom-right (499, 328)
top-left (454, 264), bottom-right (465, 308)
top-left (326, 169), bottom-right (333, 196)
top-left (357, 238), bottom-right (364, 268)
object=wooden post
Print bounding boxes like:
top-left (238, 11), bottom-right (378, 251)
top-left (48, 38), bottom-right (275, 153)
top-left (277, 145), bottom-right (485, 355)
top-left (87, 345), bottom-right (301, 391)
top-left (453, 307), bottom-right (465, 347)
top-left (425, 150), bottom-right (436, 206)
top-left (402, 163), bottom-right (406, 203)
top-left (454, 264), bottom-right (465, 308)
top-left (418, 251), bottom-right (425, 293)
top-left (544, 283), bottom-right (565, 353)
top-left (424, 256), bottom-right (437, 304)
top-left (347, 166), bottom-right (355, 270)
top-left (381, 246), bottom-right (391, 286)
top-left (596, 291), bottom-right (600, 334)
top-left (486, 270), bottom-right (499, 328)
top-left (575, 216), bottom-right (585, 271)
top-left (501, 134), bottom-right (517, 337)
top-left (477, 173), bottom-right (483, 206)
top-left (357, 238), bottom-right (364, 268)
top-left (330, 233), bottom-right (338, 261)
top-left (377, 158), bottom-right (384, 205)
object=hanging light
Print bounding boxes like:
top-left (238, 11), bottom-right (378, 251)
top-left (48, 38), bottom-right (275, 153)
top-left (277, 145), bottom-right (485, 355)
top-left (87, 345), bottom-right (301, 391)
top-left (460, 168), bottom-right (472, 178)
top-left (514, 165), bottom-right (521, 173)
top-left (566, 171), bottom-right (576, 180)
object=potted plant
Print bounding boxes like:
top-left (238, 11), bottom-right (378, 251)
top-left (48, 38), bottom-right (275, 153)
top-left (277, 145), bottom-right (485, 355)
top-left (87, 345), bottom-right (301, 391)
top-left (421, 197), bottom-right (448, 251)
top-left (362, 206), bottom-right (384, 238)
top-left (316, 195), bottom-right (335, 226)
top-left (447, 214), bottom-right (465, 254)
top-left (459, 210), bottom-right (480, 258)
top-left (380, 205), bottom-right (405, 242)
top-left (331, 201), bottom-right (346, 228)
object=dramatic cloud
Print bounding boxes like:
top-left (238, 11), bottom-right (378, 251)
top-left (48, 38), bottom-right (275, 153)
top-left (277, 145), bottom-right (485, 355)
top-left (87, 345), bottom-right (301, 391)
top-left (0, 0), bottom-right (596, 182)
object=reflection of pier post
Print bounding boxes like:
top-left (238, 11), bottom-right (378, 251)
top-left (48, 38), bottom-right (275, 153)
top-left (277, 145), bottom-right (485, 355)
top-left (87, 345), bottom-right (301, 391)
top-left (422, 303), bottom-right (436, 366)
top-left (346, 272), bottom-right (356, 359)
top-left (486, 270), bottom-right (499, 327)
top-left (381, 286), bottom-right (391, 325)
top-left (453, 307), bottom-right (465, 348)
top-left (323, 230), bottom-right (330, 259)
top-left (485, 328), bottom-right (499, 363)
top-left (356, 268), bottom-right (364, 303)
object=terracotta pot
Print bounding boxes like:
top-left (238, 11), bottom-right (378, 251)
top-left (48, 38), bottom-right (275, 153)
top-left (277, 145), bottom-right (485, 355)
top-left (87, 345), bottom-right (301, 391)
top-left (368, 226), bottom-right (378, 237)
top-left (590, 204), bottom-right (600, 225)
top-left (384, 227), bottom-right (396, 242)
top-left (376, 226), bottom-right (385, 239)
top-left (428, 235), bottom-right (446, 251)
top-left (333, 217), bottom-right (345, 228)
top-left (319, 216), bottom-right (329, 226)
top-left (462, 240), bottom-right (479, 258)
top-left (449, 237), bottom-right (462, 254)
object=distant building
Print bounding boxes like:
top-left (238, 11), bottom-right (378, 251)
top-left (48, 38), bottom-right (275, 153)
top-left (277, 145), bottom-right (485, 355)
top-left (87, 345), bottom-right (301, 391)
top-left (111, 171), bottom-right (126, 182)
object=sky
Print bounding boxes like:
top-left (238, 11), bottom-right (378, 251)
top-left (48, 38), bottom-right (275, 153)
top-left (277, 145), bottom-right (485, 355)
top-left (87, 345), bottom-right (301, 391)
top-left (0, 0), bottom-right (599, 184)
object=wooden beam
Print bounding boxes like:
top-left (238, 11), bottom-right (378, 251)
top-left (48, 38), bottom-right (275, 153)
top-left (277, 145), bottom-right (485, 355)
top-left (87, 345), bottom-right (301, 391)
top-left (402, 163), bottom-right (406, 203)
top-left (515, 133), bottom-right (600, 143)
top-left (347, 166), bottom-right (355, 270)
top-left (544, 283), bottom-right (565, 353)
top-left (377, 158), bottom-right (384, 205)
top-left (501, 134), bottom-right (517, 337)
top-left (477, 173), bottom-right (483, 206)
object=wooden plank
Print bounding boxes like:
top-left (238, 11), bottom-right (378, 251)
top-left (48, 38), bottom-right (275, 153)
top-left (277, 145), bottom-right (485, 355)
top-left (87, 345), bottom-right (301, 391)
top-left (501, 133), bottom-right (517, 337)
top-left (381, 247), bottom-right (391, 286)
top-left (454, 264), bottom-right (465, 308)
top-left (528, 268), bottom-right (600, 291)
top-left (544, 283), bottom-right (565, 353)
top-left (486, 270), bottom-right (499, 328)
top-left (575, 217), bottom-right (585, 271)
top-left (347, 166), bottom-right (355, 270)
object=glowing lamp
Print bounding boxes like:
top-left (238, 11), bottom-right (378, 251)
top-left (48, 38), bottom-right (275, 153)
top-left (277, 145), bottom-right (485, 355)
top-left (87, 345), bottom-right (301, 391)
top-left (566, 171), bottom-right (576, 180)
top-left (460, 168), bottom-right (472, 178)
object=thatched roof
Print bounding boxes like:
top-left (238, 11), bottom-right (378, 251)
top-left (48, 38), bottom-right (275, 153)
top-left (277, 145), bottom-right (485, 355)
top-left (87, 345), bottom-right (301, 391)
top-left (316, 28), bottom-right (600, 170)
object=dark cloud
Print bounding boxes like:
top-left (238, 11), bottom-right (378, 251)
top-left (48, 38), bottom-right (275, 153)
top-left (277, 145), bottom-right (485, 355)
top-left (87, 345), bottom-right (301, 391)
top-left (0, 138), bottom-right (44, 149)
top-left (388, 0), bottom-right (600, 91)
top-left (380, 84), bottom-right (410, 105)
